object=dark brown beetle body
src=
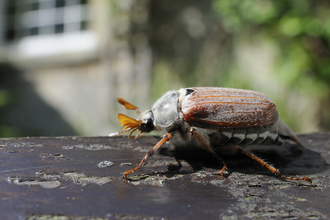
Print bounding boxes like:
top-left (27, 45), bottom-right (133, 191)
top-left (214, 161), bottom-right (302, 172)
top-left (114, 87), bottom-right (311, 182)
top-left (176, 87), bottom-right (283, 149)
top-left (181, 87), bottom-right (278, 128)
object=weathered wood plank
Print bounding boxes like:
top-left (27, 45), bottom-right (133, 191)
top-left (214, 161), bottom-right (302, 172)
top-left (0, 133), bottom-right (329, 219)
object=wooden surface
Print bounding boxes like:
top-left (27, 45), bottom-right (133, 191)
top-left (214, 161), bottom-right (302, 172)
top-left (0, 133), bottom-right (330, 219)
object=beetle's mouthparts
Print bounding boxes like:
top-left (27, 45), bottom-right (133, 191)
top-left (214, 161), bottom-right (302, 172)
top-left (118, 113), bottom-right (142, 138)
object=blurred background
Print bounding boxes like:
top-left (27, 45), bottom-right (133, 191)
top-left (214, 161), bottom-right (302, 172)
top-left (0, 0), bottom-right (329, 137)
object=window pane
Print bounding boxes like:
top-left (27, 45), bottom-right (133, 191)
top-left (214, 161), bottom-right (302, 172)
top-left (3, 0), bottom-right (90, 42)
top-left (29, 26), bottom-right (39, 36)
top-left (54, 23), bottom-right (64, 33)
top-left (80, 20), bottom-right (87, 31)
top-left (30, 1), bottom-right (39, 11)
top-left (5, 29), bottom-right (16, 41)
top-left (55, 0), bottom-right (65, 8)
top-left (80, 0), bottom-right (88, 5)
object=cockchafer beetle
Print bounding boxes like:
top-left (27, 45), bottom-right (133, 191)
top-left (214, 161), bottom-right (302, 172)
top-left (112, 87), bottom-right (311, 183)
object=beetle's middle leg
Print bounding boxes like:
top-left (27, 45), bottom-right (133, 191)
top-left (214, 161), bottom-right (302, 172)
top-left (189, 128), bottom-right (227, 175)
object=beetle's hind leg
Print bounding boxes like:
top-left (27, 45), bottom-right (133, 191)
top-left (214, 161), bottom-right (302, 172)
top-left (239, 147), bottom-right (312, 183)
top-left (190, 128), bottom-right (227, 176)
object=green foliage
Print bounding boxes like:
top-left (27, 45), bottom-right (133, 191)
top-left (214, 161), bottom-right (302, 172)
top-left (213, 0), bottom-right (330, 131)
top-left (0, 89), bottom-right (21, 137)
top-left (213, 0), bottom-right (330, 82)
top-left (0, 90), bottom-right (12, 107)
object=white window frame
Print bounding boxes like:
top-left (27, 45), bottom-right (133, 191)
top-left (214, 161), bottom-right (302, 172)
top-left (0, 0), bottom-right (99, 67)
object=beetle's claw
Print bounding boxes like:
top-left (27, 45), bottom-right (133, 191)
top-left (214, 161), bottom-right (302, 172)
top-left (123, 169), bottom-right (134, 179)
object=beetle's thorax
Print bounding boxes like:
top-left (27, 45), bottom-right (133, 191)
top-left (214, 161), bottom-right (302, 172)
top-left (148, 88), bottom-right (196, 132)
top-left (149, 90), bottom-right (182, 130)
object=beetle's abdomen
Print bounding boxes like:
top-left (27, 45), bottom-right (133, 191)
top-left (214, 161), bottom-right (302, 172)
top-left (208, 123), bottom-right (282, 147)
top-left (181, 87), bottom-right (278, 128)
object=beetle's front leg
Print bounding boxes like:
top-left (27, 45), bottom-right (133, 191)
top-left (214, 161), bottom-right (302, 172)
top-left (189, 128), bottom-right (227, 176)
top-left (123, 133), bottom-right (172, 179)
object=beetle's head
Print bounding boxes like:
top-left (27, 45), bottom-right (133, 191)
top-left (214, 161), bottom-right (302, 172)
top-left (114, 98), bottom-right (155, 139)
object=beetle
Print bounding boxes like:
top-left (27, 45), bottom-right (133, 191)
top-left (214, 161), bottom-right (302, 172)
top-left (113, 87), bottom-right (311, 182)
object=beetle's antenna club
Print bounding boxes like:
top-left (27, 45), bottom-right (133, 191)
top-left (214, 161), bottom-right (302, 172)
top-left (117, 113), bottom-right (142, 138)
top-left (117, 97), bottom-right (140, 115)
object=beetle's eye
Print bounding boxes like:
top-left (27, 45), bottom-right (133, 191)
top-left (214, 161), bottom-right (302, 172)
top-left (146, 118), bottom-right (154, 130)
top-left (141, 118), bottom-right (154, 131)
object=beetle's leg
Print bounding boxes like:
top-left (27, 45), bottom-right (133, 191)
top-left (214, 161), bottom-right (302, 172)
top-left (240, 147), bottom-right (312, 183)
top-left (123, 133), bottom-right (172, 179)
top-left (190, 128), bottom-right (227, 175)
